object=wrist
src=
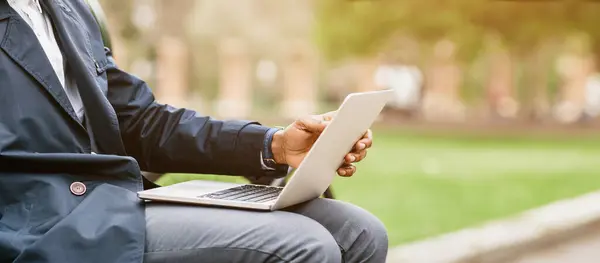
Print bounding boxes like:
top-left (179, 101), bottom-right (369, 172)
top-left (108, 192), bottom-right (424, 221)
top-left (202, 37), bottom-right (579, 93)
top-left (271, 130), bottom-right (286, 164)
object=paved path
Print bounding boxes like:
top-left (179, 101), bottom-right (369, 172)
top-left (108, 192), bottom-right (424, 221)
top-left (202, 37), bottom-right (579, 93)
top-left (387, 191), bottom-right (600, 263)
top-left (510, 224), bottom-right (600, 263)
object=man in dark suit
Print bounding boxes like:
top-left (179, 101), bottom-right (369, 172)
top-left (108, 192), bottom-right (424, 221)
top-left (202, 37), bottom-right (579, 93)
top-left (0, 0), bottom-right (388, 262)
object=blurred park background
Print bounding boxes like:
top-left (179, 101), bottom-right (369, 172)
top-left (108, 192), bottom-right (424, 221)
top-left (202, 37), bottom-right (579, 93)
top-left (98, 0), bottom-right (600, 247)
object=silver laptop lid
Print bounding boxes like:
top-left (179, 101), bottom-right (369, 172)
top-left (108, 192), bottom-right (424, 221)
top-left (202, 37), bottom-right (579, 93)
top-left (272, 90), bottom-right (393, 209)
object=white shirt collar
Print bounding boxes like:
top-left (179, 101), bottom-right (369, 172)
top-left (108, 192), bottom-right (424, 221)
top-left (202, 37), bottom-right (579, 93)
top-left (8, 0), bottom-right (43, 14)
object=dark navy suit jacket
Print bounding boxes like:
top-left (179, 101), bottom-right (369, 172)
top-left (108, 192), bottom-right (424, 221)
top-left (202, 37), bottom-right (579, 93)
top-left (0, 0), bottom-right (284, 262)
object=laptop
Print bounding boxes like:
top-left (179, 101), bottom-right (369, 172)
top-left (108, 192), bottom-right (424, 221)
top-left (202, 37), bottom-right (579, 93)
top-left (137, 90), bottom-right (393, 211)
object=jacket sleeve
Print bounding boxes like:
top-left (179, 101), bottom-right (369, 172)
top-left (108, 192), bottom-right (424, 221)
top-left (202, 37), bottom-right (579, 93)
top-left (104, 48), bottom-right (283, 177)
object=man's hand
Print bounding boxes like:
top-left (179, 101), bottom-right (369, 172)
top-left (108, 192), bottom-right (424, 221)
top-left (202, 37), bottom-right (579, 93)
top-left (271, 111), bottom-right (373, 177)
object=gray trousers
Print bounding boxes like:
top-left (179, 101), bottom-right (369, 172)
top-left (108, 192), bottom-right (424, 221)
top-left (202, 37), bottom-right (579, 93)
top-left (144, 198), bottom-right (388, 263)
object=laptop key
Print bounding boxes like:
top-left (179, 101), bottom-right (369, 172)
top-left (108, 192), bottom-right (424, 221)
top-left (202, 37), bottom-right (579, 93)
top-left (248, 193), bottom-right (281, 203)
top-left (202, 186), bottom-right (257, 199)
top-left (240, 188), bottom-right (283, 202)
top-left (200, 185), bottom-right (283, 203)
top-left (220, 190), bottom-right (264, 201)
top-left (238, 192), bottom-right (277, 202)
top-left (215, 188), bottom-right (271, 201)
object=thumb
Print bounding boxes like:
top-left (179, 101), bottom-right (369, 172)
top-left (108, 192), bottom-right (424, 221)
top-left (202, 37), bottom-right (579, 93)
top-left (297, 116), bottom-right (327, 134)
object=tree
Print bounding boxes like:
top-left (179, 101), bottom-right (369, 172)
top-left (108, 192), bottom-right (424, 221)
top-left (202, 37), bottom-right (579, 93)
top-left (314, 0), bottom-right (600, 120)
top-left (316, 0), bottom-right (490, 62)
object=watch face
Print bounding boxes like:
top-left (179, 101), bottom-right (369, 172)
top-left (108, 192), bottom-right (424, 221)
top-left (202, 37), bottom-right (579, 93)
top-left (265, 159), bottom-right (277, 167)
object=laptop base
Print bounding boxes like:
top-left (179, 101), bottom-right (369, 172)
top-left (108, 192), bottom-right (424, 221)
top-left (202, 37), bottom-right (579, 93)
top-left (138, 180), bottom-right (276, 211)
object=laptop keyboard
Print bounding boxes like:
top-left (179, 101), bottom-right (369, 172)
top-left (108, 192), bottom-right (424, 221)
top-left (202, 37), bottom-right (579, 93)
top-left (199, 185), bottom-right (283, 203)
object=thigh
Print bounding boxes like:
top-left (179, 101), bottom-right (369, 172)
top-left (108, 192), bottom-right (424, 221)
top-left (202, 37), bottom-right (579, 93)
top-left (144, 203), bottom-right (341, 263)
top-left (285, 199), bottom-right (389, 263)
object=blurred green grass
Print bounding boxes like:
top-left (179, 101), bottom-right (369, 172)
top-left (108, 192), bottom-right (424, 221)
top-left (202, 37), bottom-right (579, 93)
top-left (157, 129), bottom-right (600, 246)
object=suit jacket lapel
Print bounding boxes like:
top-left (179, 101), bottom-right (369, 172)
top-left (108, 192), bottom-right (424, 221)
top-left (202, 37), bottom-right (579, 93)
top-left (41, 0), bottom-right (126, 155)
top-left (0, 0), bottom-right (82, 125)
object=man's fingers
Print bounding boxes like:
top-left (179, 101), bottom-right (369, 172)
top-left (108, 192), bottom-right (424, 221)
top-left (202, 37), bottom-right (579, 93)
top-left (364, 129), bottom-right (373, 140)
top-left (344, 153), bottom-right (356, 163)
top-left (355, 150), bottom-right (367, 162)
top-left (344, 151), bottom-right (367, 163)
top-left (355, 129), bottom-right (373, 150)
top-left (355, 139), bottom-right (370, 151)
top-left (321, 111), bottom-right (337, 122)
top-left (363, 129), bottom-right (373, 147)
top-left (297, 116), bottom-right (328, 134)
top-left (354, 138), bottom-right (372, 151)
top-left (297, 111), bottom-right (338, 134)
top-left (337, 165), bottom-right (356, 177)
top-left (337, 125), bottom-right (370, 176)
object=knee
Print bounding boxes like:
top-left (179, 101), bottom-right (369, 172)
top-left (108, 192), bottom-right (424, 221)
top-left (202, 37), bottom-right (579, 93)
top-left (291, 224), bottom-right (342, 263)
top-left (358, 211), bottom-right (389, 257)
top-left (343, 204), bottom-right (389, 262)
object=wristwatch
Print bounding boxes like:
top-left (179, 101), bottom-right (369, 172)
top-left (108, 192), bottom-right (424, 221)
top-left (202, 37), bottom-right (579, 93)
top-left (262, 127), bottom-right (288, 171)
